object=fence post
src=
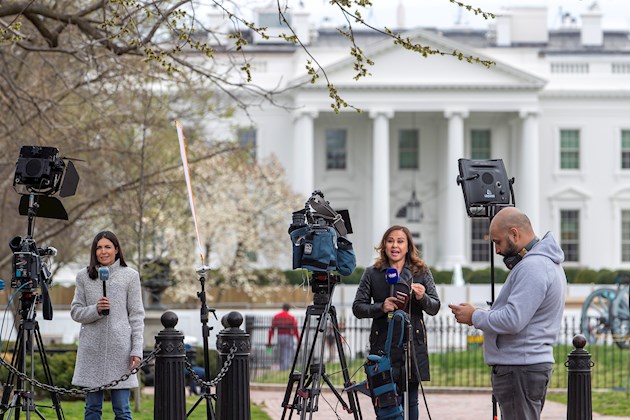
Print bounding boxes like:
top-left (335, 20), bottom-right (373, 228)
top-left (154, 311), bottom-right (186, 420)
top-left (216, 311), bottom-right (251, 420)
top-left (566, 334), bottom-right (593, 420)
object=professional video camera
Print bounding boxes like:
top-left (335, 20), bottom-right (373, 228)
top-left (9, 236), bottom-right (56, 292)
top-left (9, 145), bottom-right (80, 317)
top-left (288, 191), bottom-right (355, 298)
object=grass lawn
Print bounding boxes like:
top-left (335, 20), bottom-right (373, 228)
top-left (547, 390), bottom-right (630, 417)
top-left (34, 395), bottom-right (271, 420)
top-left (28, 389), bottom-right (629, 419)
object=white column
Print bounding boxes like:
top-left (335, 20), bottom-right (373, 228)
top-left (518, 109), bottom-right (540, 230)
top-left (369, 109), bottom-right (394, 252)
top-left (440, 109), bottom-right (468, 270)
top-left (292, 109), bottom-right (318, 198)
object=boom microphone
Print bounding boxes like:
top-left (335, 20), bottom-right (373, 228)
top-left (386, 268), bottom-right (399, 297)
top-left (98, 266), bottom-right (110, 316)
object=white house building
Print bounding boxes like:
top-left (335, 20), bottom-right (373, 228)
top-left (206, 4), bottom-right (630, 271)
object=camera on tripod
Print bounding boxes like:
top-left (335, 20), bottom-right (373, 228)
top-left (8, 145), bottom-right (80, 316)
top-left (288, 190), bottom-right (356, 296)
top-left (0, 145), bottom-right (79, 418)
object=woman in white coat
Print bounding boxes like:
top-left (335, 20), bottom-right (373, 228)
top-left (71, 231), bottom-right (145, 420)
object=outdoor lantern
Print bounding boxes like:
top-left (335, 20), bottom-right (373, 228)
top-left (406, 190), bottom-right (423, 223)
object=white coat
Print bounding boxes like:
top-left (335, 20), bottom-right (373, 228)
top-left (71, 260), bottom-right (144, 389)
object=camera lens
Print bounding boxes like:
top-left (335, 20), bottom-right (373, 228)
top-left (292, 211), bottom-right (306, 227)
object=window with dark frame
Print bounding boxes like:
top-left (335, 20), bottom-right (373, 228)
top-left (470, 129), bottom-right (491, 262)
top-left (560, 209), bottom-right (580, 262)
top-left (471, 219), bottom-right (490, 262)
top-left (622, 130), bottom-right (630, 170)
top-left (471, 130), bottom-right (491, 160)
top-left (560, 130), bottom-right (580, 170)
top-left (238, 128), bottom-right (257, 161)
top-left (326, 129), bottom-right (347, 170)
top-left (622, 210), bottom-right (630, 262)
top-left (399, 129), bottom-right (419, 169)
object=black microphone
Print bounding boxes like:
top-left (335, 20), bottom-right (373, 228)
top-left (386, 268), bottom-right (399, 297)
top-left (98, 266), bottom-right (110, 316)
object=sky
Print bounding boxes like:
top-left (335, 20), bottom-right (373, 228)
top-left (300, 0), bottom-right (630, 30)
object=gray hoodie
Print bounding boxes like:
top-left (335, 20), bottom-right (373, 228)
top-left (472, 232), bottom-right (567, 365)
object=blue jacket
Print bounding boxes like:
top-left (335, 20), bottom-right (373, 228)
top-left (472, 232), bottom-right (567, 365)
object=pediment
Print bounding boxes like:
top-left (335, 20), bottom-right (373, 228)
top-left (611, 187), bottom-right (630, 200)
top-left (549, 187), bottom-right (591, 201)
top-left (295, 28), bottom-right (546, 90)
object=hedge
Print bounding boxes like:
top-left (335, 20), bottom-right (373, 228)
top-left (282, 267), bottom-right (628, 285)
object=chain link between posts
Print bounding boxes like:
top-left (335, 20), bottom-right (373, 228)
top-left (0, 344), bottom-right (161, 396)
top-left (185, 343), bottom-right (237, 388)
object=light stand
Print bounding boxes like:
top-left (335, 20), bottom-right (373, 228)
top-left (456, 158), bottom-right (515, 420)
top-left (186, 267), bottom-right (218, 420)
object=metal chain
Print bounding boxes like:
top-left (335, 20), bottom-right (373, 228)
top-left (185, 343), bottom-right (237, 388)
top-left (0, 344), bottom-right (161, 396)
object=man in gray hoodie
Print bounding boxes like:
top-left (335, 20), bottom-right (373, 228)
top-left (449, 207), bottom-right (567, 420)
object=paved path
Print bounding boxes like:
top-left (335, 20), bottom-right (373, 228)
top-left (250, 385), bottom-right (630, 420)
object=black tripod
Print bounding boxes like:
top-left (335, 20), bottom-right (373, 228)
top-left (281, 272), bottom-right (362, 420)
top-left (0, 292), bottom-right (64, 420)
top-left (186, 267), bottom-right (218, 419)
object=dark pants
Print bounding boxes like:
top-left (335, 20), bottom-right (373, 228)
top-left (491, 363), bottom-right (553, 420)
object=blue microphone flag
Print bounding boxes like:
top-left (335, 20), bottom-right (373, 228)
top-left (386, 268), bottom-right (399, 285)
top-left (98, 266), bottom-right (110, 281)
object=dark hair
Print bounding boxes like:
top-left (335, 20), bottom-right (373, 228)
top-left (374, 225), bottom-right (427, 277)
top-left (87, 231), bottom-right (127, 279)
top-left (282, 303), bottom-right (290, 311)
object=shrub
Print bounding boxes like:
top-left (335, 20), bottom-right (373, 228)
top-left (574, 269), bottom-right (598, 284)
top-left (31, 349), bottom-right (79, 400)
top-left (466, 267), bottom-right (508, 284)
top-left (341, 267), bottom-right (364, 284)
top-left (430, 268), bottom-right (453, 284)
top-left (563, 267), bottom-right (580, 284)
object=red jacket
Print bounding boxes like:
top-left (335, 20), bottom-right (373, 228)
top-left (268, 311), bottom-right (299, 345)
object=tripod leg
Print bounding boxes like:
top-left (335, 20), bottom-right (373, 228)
top-left (0, 322), bottom-right (30, 420)
top-left (33, 324), bottom-right (64, 420)
top-left (329, 307), bottom-right (362, 420)
top-left (281, 309), bottom-right (313, 420)
top-left (0, 324), bottom-right (24, 416)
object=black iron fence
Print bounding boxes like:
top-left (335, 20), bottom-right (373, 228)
top-left (247, 313), bottom-right (629, 390)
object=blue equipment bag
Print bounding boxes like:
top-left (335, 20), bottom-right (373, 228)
top-left (336, 236), bottom-right (356, 276)
top-left (346, 310), bottom-right (406, 420)
top-left (290, 225), bottom-right (357, 275)
top-left (290, 225), bottom-right (337, 272)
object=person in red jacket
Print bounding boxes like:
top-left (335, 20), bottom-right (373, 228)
top-left (268, 303), bottom-right (300, 370)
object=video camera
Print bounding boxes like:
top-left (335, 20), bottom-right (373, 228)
top-left (288, 191), bottom-right (356, 298)
top-left (8, 145), bottom-right (80, 319)
top-left (9, 236), bottom-right (55, 292)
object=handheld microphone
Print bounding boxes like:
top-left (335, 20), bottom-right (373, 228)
top-left (98, 266), bottom-right (110, 316)
top-left (386, 268), bottom-right (399, 297)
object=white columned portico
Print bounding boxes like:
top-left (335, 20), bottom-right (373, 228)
top-left (440, 109), bottom-right (469, 269)
top-left (518, 109), bottom-right (540, 230)
top-left (369, 109), bottom-right (394, 252)
top-left (292, 109), bottom-right (319, 198)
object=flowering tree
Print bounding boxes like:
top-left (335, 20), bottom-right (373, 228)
top-left (165, 152), bottom-right (303, 302)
